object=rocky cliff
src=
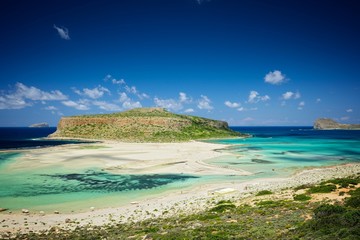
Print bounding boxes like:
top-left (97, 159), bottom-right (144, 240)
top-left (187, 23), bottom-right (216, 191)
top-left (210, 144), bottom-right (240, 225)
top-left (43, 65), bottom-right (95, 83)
top-left (49, 108), bottom-right (243, 142)
top-left (314, 118), bottom-right (360, 130)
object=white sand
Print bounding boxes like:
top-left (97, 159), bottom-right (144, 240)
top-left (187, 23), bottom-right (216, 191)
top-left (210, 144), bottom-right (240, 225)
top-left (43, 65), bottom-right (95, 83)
top-left (6, 141), bottom-right (250, 176)
top-left (1, 141), bottom-right (359, 235)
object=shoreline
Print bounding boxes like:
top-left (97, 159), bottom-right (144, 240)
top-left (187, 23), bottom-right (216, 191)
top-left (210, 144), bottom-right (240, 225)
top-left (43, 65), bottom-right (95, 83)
top-left (0, 140), bottom-right (359, 234)
top-left (1, 163), bottom-right (359, 235)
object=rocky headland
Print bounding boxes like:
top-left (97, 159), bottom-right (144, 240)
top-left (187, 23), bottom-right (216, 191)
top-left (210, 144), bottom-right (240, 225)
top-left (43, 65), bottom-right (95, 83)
top-left (49, 108), bottom-right (244, 142)
top-left (29, 122), bottom-right (49, 128)
top-left (314, 118), bottom-right (360, 130)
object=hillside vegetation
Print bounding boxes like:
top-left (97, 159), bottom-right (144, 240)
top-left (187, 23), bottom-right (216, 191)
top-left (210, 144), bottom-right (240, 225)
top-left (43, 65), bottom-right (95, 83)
top-left (49, 108), bottom-right (243, 142)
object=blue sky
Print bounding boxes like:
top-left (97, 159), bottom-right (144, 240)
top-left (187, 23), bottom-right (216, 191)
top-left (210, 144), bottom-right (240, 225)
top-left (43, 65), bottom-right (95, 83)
top-left (0, 0), bottom-right (359, 126)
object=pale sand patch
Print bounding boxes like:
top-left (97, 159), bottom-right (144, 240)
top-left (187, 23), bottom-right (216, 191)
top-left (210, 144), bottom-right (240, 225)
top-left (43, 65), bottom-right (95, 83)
top-left (5, 141), bottom-right (250, 175)
top-left (0, 141), bottom-right (359, 235)
top-left (309, 183), bottom-right (360, 203)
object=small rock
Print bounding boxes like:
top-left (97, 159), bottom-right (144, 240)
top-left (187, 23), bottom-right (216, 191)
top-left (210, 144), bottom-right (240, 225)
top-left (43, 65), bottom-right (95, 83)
top-left (22, 209), bottom-right (29, 214)
top-left (90, 207), bottom-right (95, 211)
top-left (39, 211), bottom-right (45, 216)
top-left (65, 218), bottom-right (71, 223)
top-left (54, 211), bottom-right (60, 214)
top-left (0, 208), bottom-right (8, 212)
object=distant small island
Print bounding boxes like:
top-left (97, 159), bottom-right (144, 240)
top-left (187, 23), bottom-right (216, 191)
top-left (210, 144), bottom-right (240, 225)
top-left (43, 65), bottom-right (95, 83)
top-left (314, 118), bottom-right (360, 130)
top-left (49, 108), bottom-right (244, 142)
top-left (29, 122), bottom-right (49, 128)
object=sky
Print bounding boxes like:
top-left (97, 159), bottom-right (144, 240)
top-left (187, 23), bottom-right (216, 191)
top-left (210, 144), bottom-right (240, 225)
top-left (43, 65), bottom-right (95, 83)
top-left (0, 0), bottom-right (359, 127)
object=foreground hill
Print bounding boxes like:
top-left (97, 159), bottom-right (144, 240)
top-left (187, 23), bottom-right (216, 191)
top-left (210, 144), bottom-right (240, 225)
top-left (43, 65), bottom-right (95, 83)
top-left (49, 108), bottom-right (243, 142)
top-left (314, 118), bottom-right (360, 130)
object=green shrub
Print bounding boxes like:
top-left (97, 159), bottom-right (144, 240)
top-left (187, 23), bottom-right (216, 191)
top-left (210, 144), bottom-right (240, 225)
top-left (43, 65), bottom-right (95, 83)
top-left (340, 209), bottom-right (360, 227)
top-left (256, 190), bottom-right (273, 196)
top-left (209, 203), bottom-right (236, 213)
top-left (307, 184), bottom-right (336, 194)
top-left (345, 195), bottom-right (360, 208)
top-left (326, 177), bottom-right (360, 188)
top-left (294, 184), bottom-right (313, 191)
top-left (293, 194), bottom-right (311, 201)
top-left (313, 204), bottom-right (346, 219)
top-left (209, 200), bottom-right (236, 213)
top-left (349, 188), bottom-right (360, 197)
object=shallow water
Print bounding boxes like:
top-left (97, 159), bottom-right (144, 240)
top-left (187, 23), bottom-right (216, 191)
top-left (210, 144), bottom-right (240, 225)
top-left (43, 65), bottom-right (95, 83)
top-left (206, 127), bottom-right (360, 178)
top-left (0, 158), bottom-right (202, 212)
top-left (0, 126), bottom-right (359, 212)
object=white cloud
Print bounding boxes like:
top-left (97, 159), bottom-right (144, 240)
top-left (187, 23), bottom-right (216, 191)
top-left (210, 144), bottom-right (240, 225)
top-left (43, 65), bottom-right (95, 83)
top-left (62, 100), bottom-right (89, 110)
top-left (261, 95), bottom-right (271, 101)
top-left (264, 70), bottom-right (286, 85)
top-left (184, 108), bottom-right (194, 113)
top-left (179, 92), bottom-right (191, 103)
top-left (153, 92), bottom-right (192, 111)
top-left (83, 86), bottom-right (110, 99)
top-left (341, 116), bottom-right (350, 121)
top-left (248, 91), bottom-right (270, 103)
top-left (154, 97), bottom-right (183, 111)
top-left (282, 91), bottom-right (294, 100)
top-left (118, 92), bottom-right (142, 109)
top-left (112, 79), bottom-right (125, 85)
top-left (125, 86), bottom-right (137, 94)
top-left (0, 95), bottom-right (29, 109)
top-left (15, 82), bottom-right (67, 101)
top-left (44, 106), bottom-right (57, 111)
top-left (316, 98), bottom-right (321, 103)
top-left (298, 101), bottom-right (305, 110)
top-left (197, 95), bottom-right (213, 110)
top-left (346, 109), bottom-right (353, 113)
top-left (236, 106), bottom-right (257, 112)
top-left (92, 101), bottom-right (121, 111)
top-left (224, 101), bottom-right (240, 108)
top-left (282, 91), bottom-right (301, 100)
top-left (125, 85), bottom-right (149, 100)
top-left (119, 92), bottom-right (128, 103)
top-left (104, 74), bottom-right (125, 85)
top-left (0, 82), bottom-right (67, 109)
top-left (248, 91), bottom-right (258, 103)
top-left (122, 100), bottom-right (142, 109)
top-left (53, 24), bottom-right (70, 40)
top-left (73, 85), bottom-right (110, 99)
top-left (105, 74), bottom-right (149, 100)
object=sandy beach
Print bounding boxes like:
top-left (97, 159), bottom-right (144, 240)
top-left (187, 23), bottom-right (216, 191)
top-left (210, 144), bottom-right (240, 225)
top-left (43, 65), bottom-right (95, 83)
top-left (1, 141), bottom-right (359, 235)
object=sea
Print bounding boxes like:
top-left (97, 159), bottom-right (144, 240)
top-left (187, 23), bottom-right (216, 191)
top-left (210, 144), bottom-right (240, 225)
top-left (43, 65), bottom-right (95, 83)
top-left (0, 126), bottom-right (359, 212)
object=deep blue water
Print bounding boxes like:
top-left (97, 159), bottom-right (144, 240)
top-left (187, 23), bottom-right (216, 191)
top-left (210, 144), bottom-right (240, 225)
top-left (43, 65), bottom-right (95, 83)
top-left (230, 126), bottom-right (360, 140)
top-left (0, 127), bottom-right (91, 149)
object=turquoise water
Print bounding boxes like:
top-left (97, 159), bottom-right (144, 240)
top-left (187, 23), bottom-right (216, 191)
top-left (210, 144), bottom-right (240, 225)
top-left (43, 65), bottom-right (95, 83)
top-left (206, 127), bottom-right (360, 178)
top-left (0, 126), bottom-right (359, 212)
top-left (0, 156), bottom-right (202, 212)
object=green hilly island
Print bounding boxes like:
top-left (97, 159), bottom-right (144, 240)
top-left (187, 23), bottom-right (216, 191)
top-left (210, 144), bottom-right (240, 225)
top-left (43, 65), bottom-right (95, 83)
top-left (50, 108), bottom-right (243, 142)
